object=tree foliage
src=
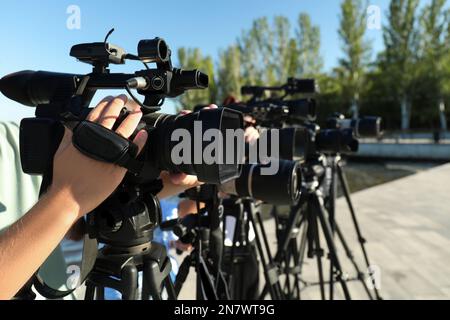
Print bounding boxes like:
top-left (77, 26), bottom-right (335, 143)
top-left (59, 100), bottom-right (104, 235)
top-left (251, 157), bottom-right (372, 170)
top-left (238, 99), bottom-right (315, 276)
top-left (337, 0), bottom-right (372, 117)
top-left (175, 1), bottom-right (450, 130)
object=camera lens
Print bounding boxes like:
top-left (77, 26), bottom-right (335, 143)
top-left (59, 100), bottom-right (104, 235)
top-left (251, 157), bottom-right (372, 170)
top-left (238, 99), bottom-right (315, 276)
top-left (221, 160), bottom-right (302, 205)
top-left (356, 117), bottom-right (382, 138)
top-left (315, 128), bottom-right (359, 153)
top-left (326, 116), bottom-right (382, 138)
top-left (249, 128), bottom-right (311, 162)
top-left (141, 107), bottom-right (244, 184)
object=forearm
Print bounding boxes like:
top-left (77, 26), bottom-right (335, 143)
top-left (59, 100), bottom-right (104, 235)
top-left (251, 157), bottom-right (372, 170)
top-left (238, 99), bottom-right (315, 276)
top-left (0, 189), bottom-right (79, 300)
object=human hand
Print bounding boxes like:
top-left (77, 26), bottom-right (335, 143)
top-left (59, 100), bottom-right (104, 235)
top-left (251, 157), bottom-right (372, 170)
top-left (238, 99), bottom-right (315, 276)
top-left (245, 125), bottom-right (260, 144)
top-left (49, 95), bottom-right (148, 219)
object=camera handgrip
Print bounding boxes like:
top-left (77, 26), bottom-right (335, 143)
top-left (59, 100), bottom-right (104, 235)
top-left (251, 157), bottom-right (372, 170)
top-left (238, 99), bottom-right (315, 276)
top-left (72, 120), bottom-right (144, 174)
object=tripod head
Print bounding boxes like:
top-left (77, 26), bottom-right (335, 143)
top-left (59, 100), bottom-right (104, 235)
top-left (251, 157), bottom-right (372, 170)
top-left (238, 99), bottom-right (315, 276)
top-left (88, 179), bottom-right (164, 248)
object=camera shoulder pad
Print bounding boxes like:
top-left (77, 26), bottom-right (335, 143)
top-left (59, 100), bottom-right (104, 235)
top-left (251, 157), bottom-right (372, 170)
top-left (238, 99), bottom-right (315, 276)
top-left (72, 120), bottom-right (143, 174)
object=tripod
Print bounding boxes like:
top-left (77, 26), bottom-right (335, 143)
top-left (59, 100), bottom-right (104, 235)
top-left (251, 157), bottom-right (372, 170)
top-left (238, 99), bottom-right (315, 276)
top-left (222, 197), bottom-right (285, 300)
top-left (83, 181), bottom-right (177, 300)
top-left (265, 156), bottom-right (381, 300)
top-left (325, 155), bottom-right (382, 300)
top-left (221, 198), bottom-right (259, 300)
top-left (260, 168), bottom-right (351, 300)
top-left (160, 185), bottom-right (230, 300)
top-left (84, 242), bottom-right (176, 300)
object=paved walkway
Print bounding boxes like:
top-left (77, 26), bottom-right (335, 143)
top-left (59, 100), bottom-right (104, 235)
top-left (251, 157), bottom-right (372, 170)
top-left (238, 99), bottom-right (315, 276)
top-left (178, 163), bottom-right (450, 300)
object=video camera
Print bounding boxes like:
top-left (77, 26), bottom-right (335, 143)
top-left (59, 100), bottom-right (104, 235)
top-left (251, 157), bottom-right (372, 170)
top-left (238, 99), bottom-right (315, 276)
top-left (0, 33), bottom-right (243, 185)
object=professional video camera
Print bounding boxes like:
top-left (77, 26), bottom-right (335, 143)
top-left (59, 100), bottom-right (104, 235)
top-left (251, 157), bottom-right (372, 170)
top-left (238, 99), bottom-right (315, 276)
top-left (252, 125), bottom-right (358, 162)
top-left (221, 78), bottom-right (317, 127)
top-left (0, 33), bottom-right (243, 184)
top-left (0, 31), bottom-right (244, 300)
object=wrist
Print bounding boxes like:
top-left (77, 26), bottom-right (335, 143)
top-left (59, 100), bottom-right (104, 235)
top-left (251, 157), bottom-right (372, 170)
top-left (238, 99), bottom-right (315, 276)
top-left (44, 185), bottom-right (82, 221)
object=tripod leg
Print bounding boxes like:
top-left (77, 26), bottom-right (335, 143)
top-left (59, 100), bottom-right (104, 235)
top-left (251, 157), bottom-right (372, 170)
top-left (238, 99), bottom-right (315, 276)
top-left (227, 209), bottom-right (243, 297)
top-left (311, 193), bottom-right (351, 300)
top-left (84, 280), bottom-right (96, 300)
top-left (142, 256), bottom-right (171, 300)
top-left (337, 163), bottom-right (382, 300)
top-left (334, 222), bottom-right (374, 300)
top-left (283, 243), bottom-right (292, 297)
top-left (248, 206), bottom-right (282, 300)
top-left (174, 254), bottom-right (192, 297)
top-left (328, 159), bottom-right (338, 300)
top-left (294, 215), bottom-right (309, 300)
top-left (197, 256), bottom-right (219, 300)
top-left (164, 276), bottom-right (177, 300)
top-left (96, 286), bottom-right (105, 300)
top-left (255, 205), bottom-right (285, 299)
top-left (308, 202), bottom-right (326, 300)
top-left (121, 264), bottom-right (138, 300)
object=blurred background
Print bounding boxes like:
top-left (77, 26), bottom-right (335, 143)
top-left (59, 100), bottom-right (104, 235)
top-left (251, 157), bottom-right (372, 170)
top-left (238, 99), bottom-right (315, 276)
top-left (1, 0), bottom-right (449, 182)
top-left (1, 0), bottom-right (449, 299)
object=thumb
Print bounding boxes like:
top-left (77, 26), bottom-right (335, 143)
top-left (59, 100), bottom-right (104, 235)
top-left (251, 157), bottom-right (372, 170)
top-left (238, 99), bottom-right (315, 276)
top-left (133, 130), bottom-right (148, 155)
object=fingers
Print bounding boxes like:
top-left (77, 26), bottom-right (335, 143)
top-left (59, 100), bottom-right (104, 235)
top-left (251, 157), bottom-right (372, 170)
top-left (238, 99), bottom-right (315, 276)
top-left (98, 94), bottom-right (128, 129)
top-left (170, 173), bottom-right (203, 188)
top-left (115, 102), bottom-right (143, 138)
top-left (179, 104), bottom-right (218, 116)
top-left (179, 110), bottom-right (192, 115)
top-left (87, 95), bottom-right (146, 155)
top-left (244, 115), bottom-right (256, 125)
top-left (169, 172), bottom-right (188, 185)
top-left (245, 126), bottom-right (260, 143)
top-left (132, 130), bottom-right (148, 155)
top-left (86, 96), bottom-right (114, 122)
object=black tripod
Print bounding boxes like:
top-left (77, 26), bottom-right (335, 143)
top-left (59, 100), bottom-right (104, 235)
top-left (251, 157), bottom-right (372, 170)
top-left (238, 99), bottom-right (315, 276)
top-left (83, 181), bottom-right (177, 300)
top-left (265, 157), bottom-right (381, 300)
top-left (84, 242), bottom-right (176, 300)
top-left (260, 165), bottom-right (351, 300)
top-left (221, 198), bottom-right (259, 300)
top-left (222, 197), bottom-right (285, 300)
top-left (160, 185), bottom-right (230, 300)
top-left (324, 155), bottom-right (382, 300)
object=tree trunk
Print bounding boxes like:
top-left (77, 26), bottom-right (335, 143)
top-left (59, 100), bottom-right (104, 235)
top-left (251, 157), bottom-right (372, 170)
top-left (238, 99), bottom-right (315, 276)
top-left (438, 99), bottom-right (447, 131)
top-left (401, 95), bottom-right (410, 131)
top-left (351, 94), bottom-right (359, 119)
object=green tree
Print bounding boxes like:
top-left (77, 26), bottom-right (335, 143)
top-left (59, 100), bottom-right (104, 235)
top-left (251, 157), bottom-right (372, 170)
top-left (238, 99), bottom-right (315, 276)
top-left (216, 45), bottom-right (243, 102)
top-left (381, 0), bottom-right (420, 130)
top-left (176, 47), bottom-right (217, 110)
top-left (272, 16), bottom-right (295, 82)
top-left (296, 13), bottom-right (323, 77)
top-left (337, 0), bottom-right (371, 119)
top-left (238, 17), bottom-right (274, 86)
top-left (236, 16), bottom-right (298, 88)
top-left (416, 0), bottom-right (448, 130)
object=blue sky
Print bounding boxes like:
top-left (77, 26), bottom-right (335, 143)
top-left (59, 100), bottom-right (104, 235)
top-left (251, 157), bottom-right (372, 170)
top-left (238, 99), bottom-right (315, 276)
top-left (0, 0), bottom-right (429, 122)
